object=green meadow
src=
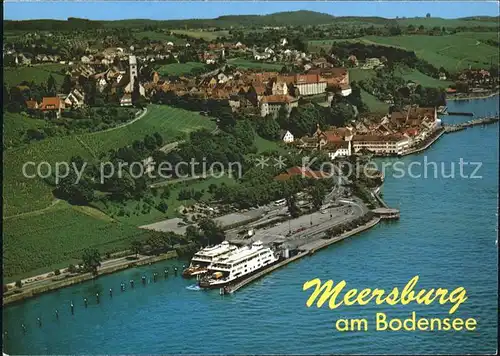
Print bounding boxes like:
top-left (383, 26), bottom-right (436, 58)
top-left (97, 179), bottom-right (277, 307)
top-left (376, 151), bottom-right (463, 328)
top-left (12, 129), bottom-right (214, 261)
top-left (171, 29), bottom-right (231, 41)
top-left (4, 63), bottom-right (66, 86)
top-left (309, 32), bottom-right (498, 72)
top-left (228, 58), bottom-right (283, 71)
top-left (3, 201), bottom-right (149, 281)
top-left (3, 104), bottom-right (218, 279)
top-left (157, 62), bottom-right (207, 76)
top-left (3, 105), bottom-right (216, 217)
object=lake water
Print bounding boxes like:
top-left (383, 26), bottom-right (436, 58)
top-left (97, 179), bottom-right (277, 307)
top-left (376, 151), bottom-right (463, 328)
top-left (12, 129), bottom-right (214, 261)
top-left (2, 96), bottom-right (498, 354)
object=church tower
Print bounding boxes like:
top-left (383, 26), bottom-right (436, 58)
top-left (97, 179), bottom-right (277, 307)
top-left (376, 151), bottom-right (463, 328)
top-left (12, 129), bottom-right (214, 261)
top-left (129, 55), bottom-right (137, 90)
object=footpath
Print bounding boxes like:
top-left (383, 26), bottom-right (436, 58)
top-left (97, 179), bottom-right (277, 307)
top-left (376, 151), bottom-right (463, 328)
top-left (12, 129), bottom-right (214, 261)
top-left (3, 251), bottom-right (177, 306)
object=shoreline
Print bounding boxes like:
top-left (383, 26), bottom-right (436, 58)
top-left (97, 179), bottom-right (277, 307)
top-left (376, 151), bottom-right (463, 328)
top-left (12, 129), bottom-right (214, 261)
top-left (446, 92), bottom-right (499, 101)
top-left (2, 251), bottom-right (177, 306)
top-left (3, 96), bottom-right (495, 306)
top-left (401, 127), bottom-right (446, 156)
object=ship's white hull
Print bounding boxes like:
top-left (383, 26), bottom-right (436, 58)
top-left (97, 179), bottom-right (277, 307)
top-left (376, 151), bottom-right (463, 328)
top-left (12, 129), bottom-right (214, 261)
top-left (198, 257), bottom-right (280, 289)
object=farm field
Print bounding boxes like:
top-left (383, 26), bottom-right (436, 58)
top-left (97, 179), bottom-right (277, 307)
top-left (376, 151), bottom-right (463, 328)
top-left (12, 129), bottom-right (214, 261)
top-left (310, 33), bottom-right (498, 72)
top-left (3, 105), bottom-right (216, 216)
top-left (395, 67), bottom-right (453, 88)
top-left (395, 17), bottom-right (499, 28)
top-left (171, 29), bottom-right (231, 41)
top-left (157, 61), bottom-right (207, 76)
top-left (3, 201), bottom-right (149, 281)
top-left (132, 30), bottom-right (185, 44)
top-left (3, 167), bottom-right (237, 280)
top-left (254, 134), bottom-right (287, 154)
top-left (451, 31), bottom-right (499, 42)
top-left (308, 38), bottom-right (360, 52)
top-left (3, 135), bottom-right (94, 217)
top-left (349, 68), bottom-right (376, 82)
top-left (79, 104), bottom-right (217, 154)
top-left (3, 112), bottom-right (49, 149)
top-left (360, 89), bottom-right (390, 114)
top-left (362, 34), bottom-right (499, 72)
top-left (228, 58), bottom-right (284, 70)
top-left (4, 63), bottom-right (66, 86)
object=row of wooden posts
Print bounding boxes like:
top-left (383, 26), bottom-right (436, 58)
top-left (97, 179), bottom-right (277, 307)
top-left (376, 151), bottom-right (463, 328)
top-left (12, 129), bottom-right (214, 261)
top-left (11, 265), bottom-right (185, 336)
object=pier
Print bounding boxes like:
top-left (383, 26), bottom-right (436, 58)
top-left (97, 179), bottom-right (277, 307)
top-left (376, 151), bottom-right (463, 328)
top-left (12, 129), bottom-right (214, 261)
top-left (225, 217), bottom-right (382, 294)
top-left (372, 208), bottom-right (400, 220)
top-left (446, 111), bottom-right (474, 116)
top-left (444, 115), bottom-right (499, 134)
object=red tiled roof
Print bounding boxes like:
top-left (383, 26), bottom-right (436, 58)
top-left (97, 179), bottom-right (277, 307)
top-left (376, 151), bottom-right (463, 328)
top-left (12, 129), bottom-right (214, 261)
top-left (405, 128), bottom-right (419, 136)
top-left (274, 166), bottom-right (329, 181)
top-left (39, 97), bottom-right (62, 111)
top-left (252, 83), bottom-right (266, 95)
top-left (323, 132), bottom-right (343, 142)
top-left (261, 94), bottom-right (297, 104)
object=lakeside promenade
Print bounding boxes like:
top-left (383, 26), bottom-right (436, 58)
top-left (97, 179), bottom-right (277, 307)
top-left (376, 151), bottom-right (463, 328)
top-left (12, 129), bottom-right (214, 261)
top-left (3, 251), bottom-right (177, 306)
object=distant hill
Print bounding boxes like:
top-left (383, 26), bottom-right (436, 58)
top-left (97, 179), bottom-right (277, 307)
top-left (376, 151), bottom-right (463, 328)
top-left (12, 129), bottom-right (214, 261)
top-left (213, 10), bottom-right (337, 26)
top-left (459, 16), bottom-right (499, 21)
top-left (3, 11), bottom-right (498, 31)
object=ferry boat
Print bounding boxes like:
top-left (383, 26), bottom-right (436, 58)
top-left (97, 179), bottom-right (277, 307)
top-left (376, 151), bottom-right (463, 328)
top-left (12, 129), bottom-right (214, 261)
top-left (198, 240), bottom-right (280, 289)
top-left (182, 241), bottom-right (238, 278)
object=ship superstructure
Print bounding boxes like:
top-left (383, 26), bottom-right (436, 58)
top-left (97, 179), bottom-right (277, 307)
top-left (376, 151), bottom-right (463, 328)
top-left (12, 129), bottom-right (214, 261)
top-left (182, 241), bottom-right (238, 278)
top-left (198, 241), bottom-right (279, 288)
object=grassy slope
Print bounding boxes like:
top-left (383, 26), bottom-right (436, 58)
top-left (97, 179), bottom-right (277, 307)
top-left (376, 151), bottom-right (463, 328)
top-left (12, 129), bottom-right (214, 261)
top-left (80, 104), bottom-right (216, 153)
top-left (362, 34), bottom-right (498, 72)
top-left (3, 201), bottom-right (149, 281)
top-left (228, 58), bottom-right (283, 70)
top-left (132, 30), bottom-right (185, 43)
top-left (157, 62), bottom-right (206, 76)
top-left (310, 32), bottom-right (498, 72)
top-left (395, 67), bottom-right (453, 88)
top-left (396, 17), bottom-right (498, 28)
top-left (348, 68), bottom-right (388, 113)
top-left (2, 105), bottom-right (219, 278)
top-left (3, 135), bottom-right (94, 216)
top-left (3, 112), bottom-right (49, 149)
top-left (4, 64), bottom-right (66, 86)
top-left (254, 135), bottom-right (285, 153)
top-left (3, 105), bottom-right (216, 216)
top-left (361, 89), bottom-right (390, 113)
top-left (171, 29), bottom-right (230, 40)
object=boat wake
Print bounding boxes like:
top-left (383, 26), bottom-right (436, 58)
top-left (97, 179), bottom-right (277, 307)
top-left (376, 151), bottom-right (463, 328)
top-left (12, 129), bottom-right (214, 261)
top-left (186, 284), bottom-right (201, 291)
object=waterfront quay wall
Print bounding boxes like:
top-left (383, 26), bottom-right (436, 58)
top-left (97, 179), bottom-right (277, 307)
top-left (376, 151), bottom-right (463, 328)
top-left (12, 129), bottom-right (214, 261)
top-left (228, 217), bottom-right (381, 294)
top-left (3, 251), bottom-right (177, 306)
top-left (401, 127), bottom-right (446, 156)
top-left (444, 116), bottom-right (499, 134)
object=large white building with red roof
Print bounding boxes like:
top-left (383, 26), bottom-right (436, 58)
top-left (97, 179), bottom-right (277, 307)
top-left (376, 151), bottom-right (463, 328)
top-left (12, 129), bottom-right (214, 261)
top-left (259, 94), bottom-right (299, 117)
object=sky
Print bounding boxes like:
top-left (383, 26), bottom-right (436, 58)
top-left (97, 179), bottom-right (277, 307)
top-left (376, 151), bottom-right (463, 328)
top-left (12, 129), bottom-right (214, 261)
top-left (3, 1), bottom-right (499, 21)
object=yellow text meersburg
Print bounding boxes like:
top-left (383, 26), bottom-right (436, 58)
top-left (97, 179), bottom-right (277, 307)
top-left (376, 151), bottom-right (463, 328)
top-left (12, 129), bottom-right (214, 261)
top-left (303, 275), bottom-right (468, 314)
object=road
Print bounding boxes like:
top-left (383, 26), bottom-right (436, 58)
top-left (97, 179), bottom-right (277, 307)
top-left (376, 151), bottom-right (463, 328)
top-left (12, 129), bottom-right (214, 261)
top-left (6, 254), bottom-right (149, 291)
top-left (88, 107), bottom-right (148, 135)
top-left (227, 196), bottom-right (368, 251)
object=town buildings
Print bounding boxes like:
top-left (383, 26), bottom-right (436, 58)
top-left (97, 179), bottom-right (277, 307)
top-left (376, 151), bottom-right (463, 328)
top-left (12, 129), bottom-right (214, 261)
top-left (260, 94), bottom-right (299, 117)
top-left (279, 130), bottom-right (294, 143)
top-left (296, 106), bottom-right (440, 158)
top-left (39, 97), bottom-right (65, 118)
